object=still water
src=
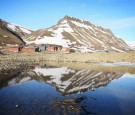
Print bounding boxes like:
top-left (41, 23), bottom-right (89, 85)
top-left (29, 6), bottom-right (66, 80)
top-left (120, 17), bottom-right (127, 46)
top-left (0, 64), bottom-right (135, 115)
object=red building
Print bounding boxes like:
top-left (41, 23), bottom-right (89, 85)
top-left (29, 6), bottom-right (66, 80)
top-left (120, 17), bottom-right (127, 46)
top-left (22, 47), bottom-right (36, 53)
top-left (47, 45), bottom-right (62, 52)
top-left (9, 47), bottom-right (21, 52)
top-left (61, 47), bottom-right (70, 53)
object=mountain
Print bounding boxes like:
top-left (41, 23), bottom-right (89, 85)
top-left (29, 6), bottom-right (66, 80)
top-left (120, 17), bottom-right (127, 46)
top-left (126, 41), bottom-right (135, 50)
top-left (0, 19), bottom-right (33, 45)
top-left (25, 16), bottom-right (131, 52)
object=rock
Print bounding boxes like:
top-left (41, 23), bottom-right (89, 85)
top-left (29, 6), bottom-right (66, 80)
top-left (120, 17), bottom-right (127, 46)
top-left (16, 104), bottom-right (19, 108)
top-left (92, 87), bottom-right (95, 91)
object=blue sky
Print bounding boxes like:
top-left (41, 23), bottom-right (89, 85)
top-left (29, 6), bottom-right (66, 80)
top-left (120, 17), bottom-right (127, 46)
top-left (0, 0), bottom-right (135, 41)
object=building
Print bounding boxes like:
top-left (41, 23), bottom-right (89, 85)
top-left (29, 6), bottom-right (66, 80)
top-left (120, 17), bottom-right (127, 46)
top-left (28, 44), bottom-right (51, 51)
top-left (47, 45), bottom-right (62, 52)
top-left (22, 43), bottom-right (71, 53)
top-left (9, 47), bottom-right (19, 52)
top-left (9, 46), bottom-right (23, 52)
top-left (61, 47), bottom-right (70, 53)
top-left (37, 44), bottom-right (50, 51)
top-left (22, 47), bottom-right (37, 53)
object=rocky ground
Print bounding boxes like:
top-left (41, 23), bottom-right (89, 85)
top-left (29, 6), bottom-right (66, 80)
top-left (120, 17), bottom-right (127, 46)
top-left (0, 51), bottom-right (135, 71)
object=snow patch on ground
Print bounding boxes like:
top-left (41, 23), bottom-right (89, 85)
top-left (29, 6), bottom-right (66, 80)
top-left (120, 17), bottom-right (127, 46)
top-left (122, 73), bottom-right (135, 78)
top-left (96, 62), bottom-right (135, 67)
top-left (3, 35), bottom-right (7, 37)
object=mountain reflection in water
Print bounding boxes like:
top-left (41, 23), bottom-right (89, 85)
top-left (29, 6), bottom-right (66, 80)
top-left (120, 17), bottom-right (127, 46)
top-left (3, 65), bottom-right (124, 95)
top-left (0, 64), bottom-right (135, 115)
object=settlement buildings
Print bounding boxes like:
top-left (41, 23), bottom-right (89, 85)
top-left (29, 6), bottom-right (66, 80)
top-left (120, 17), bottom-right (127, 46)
top-left (8, 44), bottom-right (70, 53)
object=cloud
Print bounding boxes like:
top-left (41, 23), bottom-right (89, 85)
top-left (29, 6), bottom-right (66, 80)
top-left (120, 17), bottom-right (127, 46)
top-left (105, 17), bottom-right (135, 28)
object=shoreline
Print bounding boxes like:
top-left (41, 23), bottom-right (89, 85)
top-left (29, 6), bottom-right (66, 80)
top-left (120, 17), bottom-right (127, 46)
top-left (0, 51), bottom-right (135, 74)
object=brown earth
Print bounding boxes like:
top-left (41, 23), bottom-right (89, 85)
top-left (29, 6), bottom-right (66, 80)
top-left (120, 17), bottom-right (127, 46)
top-left (40, 51), bottom-right (135, 63)
top-left (0, 51), bottom-right (135, 63)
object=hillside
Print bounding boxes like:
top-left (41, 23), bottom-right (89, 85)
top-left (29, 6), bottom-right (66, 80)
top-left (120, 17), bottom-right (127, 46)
top-left (25, 16), bottom-right (131, 52)
top-left (0, 19), bottom-right (32, 45)
top-left (126, 41), bottom-right (135, 50)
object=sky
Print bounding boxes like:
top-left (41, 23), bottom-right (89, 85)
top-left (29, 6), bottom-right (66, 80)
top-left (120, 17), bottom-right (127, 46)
top-left (0, 0), bottom-right (135, 41)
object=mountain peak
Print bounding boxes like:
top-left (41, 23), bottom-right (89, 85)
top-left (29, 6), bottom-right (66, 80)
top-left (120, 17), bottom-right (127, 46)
top-left (63, 15), bottom-right (82, 21)
top-left (25, 16), bottom-right (132, 52)
top-left (0, 19), bottom-right (5, 22)
top-left (61, 16), bottom-right (113, 34)
top-left (0, 19), bottom-right (7, 27)
top-left (58, 15), bottom-right (95, 28)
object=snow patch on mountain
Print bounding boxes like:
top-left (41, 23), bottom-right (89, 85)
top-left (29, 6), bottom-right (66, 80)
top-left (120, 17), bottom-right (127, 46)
top-left (71, 21), bottom-right (95, 32)
top-left (7, 24), bottom-right (16, 31)
top-left (126, 41), bottom-right (135, 49)
top-left (28, 22), bottom-right (74, 47)
top-left (35, 36), bottom-right (70, 47)
top-left (19, 27), bottom-right (31, 34)
top-left (7, 23), bottom-right (31, 34)
top-left (111, 47), bottom-right (125, 52)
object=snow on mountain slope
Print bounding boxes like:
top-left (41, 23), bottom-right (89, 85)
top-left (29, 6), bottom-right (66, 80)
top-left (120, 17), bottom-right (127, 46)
top-left (7, 23), bottom-right (32, 36)
top-left (126, 41), bottom-right (135, 50)
top-left (0, 19), bottom-right (33, 44)
top-left (25, 16), bottom-right (131, 52)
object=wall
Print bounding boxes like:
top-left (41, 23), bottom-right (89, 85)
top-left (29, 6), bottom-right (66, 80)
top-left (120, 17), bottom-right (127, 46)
top-left (9, 47), bottom-right (19, 52)
top-left (22, 48), bottom-right (35, 53)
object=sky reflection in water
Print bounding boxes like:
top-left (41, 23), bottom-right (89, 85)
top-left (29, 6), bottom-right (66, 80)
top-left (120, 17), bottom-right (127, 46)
top-left (0, 64), bottom-right (135, 115)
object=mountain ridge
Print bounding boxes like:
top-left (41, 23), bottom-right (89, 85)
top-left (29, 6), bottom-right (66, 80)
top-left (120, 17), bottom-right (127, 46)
top-left (0, 19), bottom-right (33, 45)
top-left (0, 16), bottom-right (134, 52)
top-left (25, 15), bottom-right (131, 52)
top-left (126, 41), bottom-right (135, 50)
